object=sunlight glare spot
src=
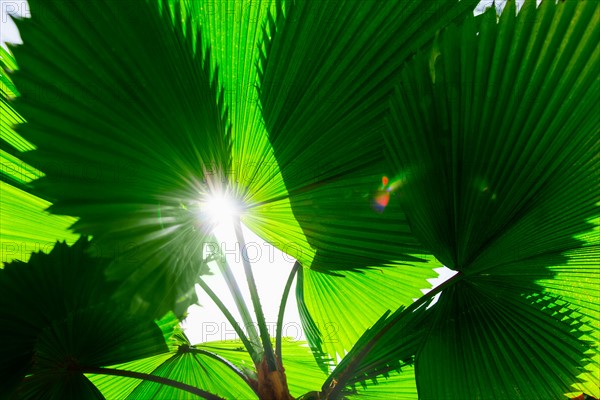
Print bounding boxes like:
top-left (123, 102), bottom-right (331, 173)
top-left (201, 192), bottom-right (241, 232)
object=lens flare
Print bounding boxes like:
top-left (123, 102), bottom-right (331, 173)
top-left (372, 176), bottom-right (391, 213)
top-left (373, 191), bottom-right (390, 213)
top-left (372, 175), bottom-right (406, 213)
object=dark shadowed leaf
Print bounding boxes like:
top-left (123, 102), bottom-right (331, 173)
top-left (380, 0), bottom-right (599, 397)
top-left (0, 238), bottom-right (168, 398)
top-left (414, 287), bottom-right (594, 399)
top-left (258, 0), bottom-right (479, 272)
top-left (10, 0), bottom-right (231, 317)
top-left (0, 36), bottom-right (79, 266)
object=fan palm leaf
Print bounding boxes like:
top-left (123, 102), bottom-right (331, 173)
top-left (258, 0), bottom-right (479, 272)
top-left (0, 238), bottom-right (168, 398)
top-left (177, 0), bottom-right (315, 266)
top-left (10, 0), bottom-right (231, 317)
top-left (0, 182), bottom-right (79, 263)
top-left (0, 42), bottom-right (79, 265)
top-left (90, 319), bottom-right (258, 400)
top-left (256, 0), bottom-right (482, 372)
top-left (387, 1), bottom-right (599, 390)
top-left (296, 255), bottom-right (443, 364)
top-left (344, 366), bottom-right (418, 400)
top-left (90, 333), bottom-right (328, 399)
top-left (319, 1), bottom-right (599, 398)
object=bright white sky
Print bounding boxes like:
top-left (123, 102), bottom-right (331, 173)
top-left (185, 219), bottom-right (455, 345)
top-left (184, 220), bottom-right (303, 344)
top-left (1, 0), bottom-right (531, 346)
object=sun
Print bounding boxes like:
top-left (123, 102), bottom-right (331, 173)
top-left (200, 191), bottom-right (241, 228)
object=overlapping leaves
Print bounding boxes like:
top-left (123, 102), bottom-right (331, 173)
top-left (0, 0), bottom-right (598, 398)
top-left (0, 39), bottom-right (79, 265)
top-left (257, 0), bottom-right (482, 381)
top-left (179, 0), bottom-right (315, 267)
top-left (322, 1), bottom-right (599, 398)
top-left (4, 0), bottom-right (481, 380)
top-left (89, 317), bottom-right (327, 399)
top-left (10, 0), bottom-right (230, 317)
top-left (389, 0), bottom-right (599, 352)
top-left (0, 238), bottom-right (168, 398)
top-left (259, 0), bottom-right (480, 272)
top-left (89, 318), bottom-right (258, 400)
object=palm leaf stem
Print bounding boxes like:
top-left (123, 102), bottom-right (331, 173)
top-left (276, 261), bottom-right (301, 361)
top-left (78, 365), bottom-right (225, 399)
top-left (233, 217), bottom-right (278, 372)
top-left (212, 251), bottom-right (263, 349)
top-left (196, 278), bottom-right (259, 363)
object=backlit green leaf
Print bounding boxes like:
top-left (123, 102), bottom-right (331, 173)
top-left (11, 0), bottom-right (231, 317)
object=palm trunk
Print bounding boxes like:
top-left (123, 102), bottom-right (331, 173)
top-left (256, 357), bottom-right (294, 400)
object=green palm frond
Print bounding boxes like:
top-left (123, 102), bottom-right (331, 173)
top-left (91, 337), bottom-right (258, 399)
top-left (10, 0), bottom-right (231, 317)
top-left (0, 95), bottom-right (29, 156)
top-left (345, 367), bottom-right (418, 400)
top-left (0, 238), bottom-right (168, 398)
top-left (124, 352), bottom-right (252, 399)
top-left (89, 313), bottom-right (259, 399)
top-left (256, 0), bottom-right (488, 385)
top-left (387, 1), bottom-right (600, 391)
top-left (290, 1), bottom-right (600, 397)
top-left (0, 37), bottom-right (77, 265)
top-left (0, 45), bottom-right (27, 165)
top-left (97, 334), bottom-right (320, 399)
top-left (258, 0), bottom-right (479, 272)
top-left (328, 1), bottom-right (599, 398)
top-left (385, 0), bottom-right (599, 280)
top-left (414, 289), bottom-right (594, 399)
top-left (333, 291), bottom-right (592, 400)
top-left (0, 46), bottom-right (20, 99)
top-left (320, 295), bottom-right (435, 399)
top-left (0, 45), bottom-right (30, 154)
top-left (297, 255), bottom-right (442, 365)
top-left (88, 353), bottom-right (175, 399)
top-left (0, 182), bottom-right (79, 263)
top-left (180, 0), bottom-right (315, 266)
top-left (0, 148), bottom-right (42, 185)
